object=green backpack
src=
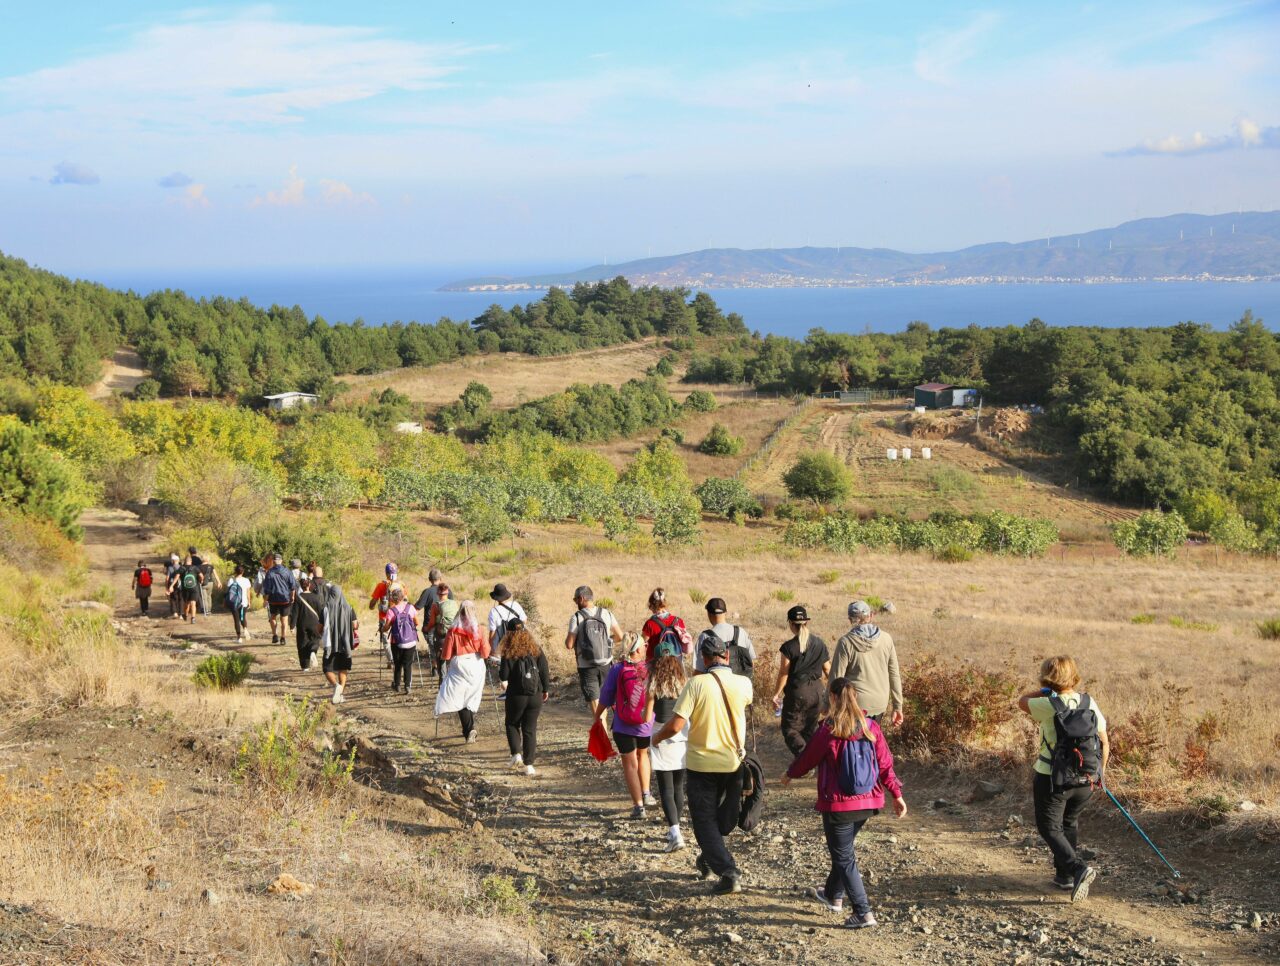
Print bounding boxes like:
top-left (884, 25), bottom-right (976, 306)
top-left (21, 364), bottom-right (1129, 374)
top-left (436, 598), bottom-right (461, 634)
top-left (181, 570), bottom-right (198, 590)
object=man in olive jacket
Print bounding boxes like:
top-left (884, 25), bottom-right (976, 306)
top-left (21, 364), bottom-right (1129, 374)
top-left (831, 600), bottom-right (903, 725)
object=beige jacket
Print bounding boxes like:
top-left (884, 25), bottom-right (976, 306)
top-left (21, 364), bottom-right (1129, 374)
top-left (831, 624), bottom-right (902, 717)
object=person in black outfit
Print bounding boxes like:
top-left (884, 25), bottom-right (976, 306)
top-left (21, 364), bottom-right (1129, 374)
top-left (498, 619), bottom-right (549, 776)
top-left (291, 580), bottom-right (326, 670)
top-left (771, 604), bottom-right (831, 757)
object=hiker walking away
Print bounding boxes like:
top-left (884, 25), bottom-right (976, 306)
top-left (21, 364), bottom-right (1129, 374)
top-left (369, 563), bottom-right (402, 669)
top-left (132, 560), bottom-right (153, 615)
top-left (1018, 656), bottom-right (1109, 903)
top-left (565, 585), bottom-right (624, 714)
top-left (426, 584), bottom-right (462, 677)
top-left (262, 552), bottom-right (298, 644)
top-left (199, 555), bottom-right (222, 617)
top-left (486, 583), bottom-right (526, 659)
top-left (694, 597), bottom-right (755, 677)
top-left (641, 588), bottom-right (693, 665)
top-left (382, 587), bottom-right (421, 695)
top-left (435, 600), bottom-right (491, 743)
top-left (647, 640), bottom-right (691, 851)
top-left (499, 619), bottom-right (550, 776)
top-left (772, 605), bottom-right (831, 757)
top-left (291, 575), bottom-right (327, 672)
top-left (317, 568), bottom-right (358, 704)
top-left (653, 633), bottom-right (754, 895)
top-left (226, 564), bottom-right (253, 642)
top-left (594, 635), bottom-right (656, 819)
top-left (165, 552), bottom-right (182, 618)
top-left (831, 601), bottom-right (903, 726)
top-left (169, 555), bottom-right (202, 625)
top-left (782, 677), bottom-right (907, 930)
top-left (414, 568), bottom-right (454, 677)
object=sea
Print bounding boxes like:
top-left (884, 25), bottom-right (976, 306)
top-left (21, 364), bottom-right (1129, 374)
top-left (91, 268), bottom-right (1279, 337)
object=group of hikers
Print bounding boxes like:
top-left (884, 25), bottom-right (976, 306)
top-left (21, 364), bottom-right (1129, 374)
top-left (130, 554), bottom-right (1110, 929)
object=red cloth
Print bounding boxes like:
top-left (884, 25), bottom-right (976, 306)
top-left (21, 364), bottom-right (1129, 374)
top-left (588, 719), bottom-right (617, 763)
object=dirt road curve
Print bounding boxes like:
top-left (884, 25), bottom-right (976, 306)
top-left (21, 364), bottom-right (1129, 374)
top-left (88, 347), bottom-right (149, 399)
top-left (84, 509), bottom-right (1276, 965)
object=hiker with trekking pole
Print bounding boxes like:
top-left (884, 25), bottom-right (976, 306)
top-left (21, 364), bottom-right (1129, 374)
top-left (782, 676), bottom-right (906, 930)
top-left (369, 563), bottom-right (402, 670)
top-left (435, 600), bottom-right (491, 743)
top-left (1017, 656), bottom-right (1110, 903)
top-left (381, 586), bottom-right (421, 696)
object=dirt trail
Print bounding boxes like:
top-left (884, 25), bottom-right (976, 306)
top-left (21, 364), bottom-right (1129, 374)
top-left (84, 509), bottom-right (1274, 965)
top-left (88, 347), bottom-right (149, 399)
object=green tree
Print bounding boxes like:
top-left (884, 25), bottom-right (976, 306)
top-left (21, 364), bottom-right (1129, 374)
top-left (697, 422), bottom-right (744, 456)
top-left (783, 452), bottom-right (853, 506)
top-left (652, 495), bottom-right (701, 545)
top-left (0, 417), bottom-right (93, 537)
top-left (1113, 510), bottom-right (1188, 558)
top-left (154, 450), bottom-right (281, 550)
top-left (620, 437), bottom-right (692, 501)
top-left (683, 389), bottom-right (717, 413)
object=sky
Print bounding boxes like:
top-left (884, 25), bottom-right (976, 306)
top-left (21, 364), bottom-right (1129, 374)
top-left (1, 1), bottom-right (1278, 276)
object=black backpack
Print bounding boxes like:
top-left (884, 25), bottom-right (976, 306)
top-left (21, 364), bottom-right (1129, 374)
top-left (727, 626), bottom-right (754, 680)
top-left (1041, 694), bottom-right (1102, 789)
top-left (574, 607), bottom-right (611, 664)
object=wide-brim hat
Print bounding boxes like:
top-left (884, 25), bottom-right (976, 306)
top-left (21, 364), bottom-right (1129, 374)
top-left (490, 583), bottom-right (512, 602)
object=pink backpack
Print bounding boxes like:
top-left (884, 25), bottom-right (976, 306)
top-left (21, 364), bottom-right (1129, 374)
top-left (615, 662), bottom-right (649, 726)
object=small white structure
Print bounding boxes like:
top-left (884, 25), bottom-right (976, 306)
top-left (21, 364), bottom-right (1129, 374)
top-left (922, 447), bottom-right (932, 460)
top-left (914, 406), bottom-right (927, 414)
top-left (264, 391), bottom-right (319, 411)
top-left (395, 421), bottom-right (424, 434)
top-left (902, 447), bottom-right (912, 460)
top-left (887, 448), bottom-right (898, 460)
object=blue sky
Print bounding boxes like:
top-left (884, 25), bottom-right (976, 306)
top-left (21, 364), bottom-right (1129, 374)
top-left (1, 1), bottom-right (1278, 275)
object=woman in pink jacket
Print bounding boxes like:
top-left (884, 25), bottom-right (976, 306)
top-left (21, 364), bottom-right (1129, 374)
top-left (782, 676), bottom-right (907, 930)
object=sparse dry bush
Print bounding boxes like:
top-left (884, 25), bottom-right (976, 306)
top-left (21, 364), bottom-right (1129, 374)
top-left (898, 655), bottom-right (1021, 756)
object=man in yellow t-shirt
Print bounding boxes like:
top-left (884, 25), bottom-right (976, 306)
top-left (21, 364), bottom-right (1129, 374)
top-left (654, 635), bottom-right (753, 895)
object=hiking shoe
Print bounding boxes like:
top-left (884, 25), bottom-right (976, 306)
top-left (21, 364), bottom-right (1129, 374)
top-left (1053, 874), bottom-right (1073, 890)
top-left (466, 729), bottom-right (478, 744)
top-left (843, 911), bottom-right (878, 929)
top-left (271, 634), bottom-right (279, 644)
top-left (236, 636), bottom-right (243, 644)
top-left (664, 830), bottom-right (686, 853)
top-left (332, 692), bottom-right (345, 705)
top-left (695, 854), bottom-right (715, 881)
top-left (630, 804), bottom-right (646, 821)
top-left (510, 754), bottom-right (524, 768)
top-left (711, 874), bottom-right (741, 895)
top-left (524, 765), bottom-right (537, 777)
top-left (810, 887), bottom-right (844, 912)
top-left (642, 791), bottom-right (658, 809)
top-left (1071, 866), bottom-right (1097, 904)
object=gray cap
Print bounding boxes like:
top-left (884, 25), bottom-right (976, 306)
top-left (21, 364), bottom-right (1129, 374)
top-left (699, 633), bottom-right (728, 657)
top-left (272, 552), bottom-right (283, 564)
top-left (574, 585), bottom-right (594, 601)
top-left (849, 600), bottom-right (873, 619)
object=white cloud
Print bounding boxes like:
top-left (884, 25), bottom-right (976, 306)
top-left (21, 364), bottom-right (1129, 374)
top-left (158, 171), bottom-right (193, 188)
top-left (913, 12), bottom-right (1001, 84)
top-left (251, 164), bottom-right (307, 207)
top-left (318, 178), bottom-right (375, 206)
top-left (252, 165), bottom-right (374, 208)
top-left (1113, 116), bottom-right (1280, 156)
top-left (0, 11), bottom-right (474, 133)
top-left (49, 161), bottom-right (99, 185)
top-left (177, 183), bottom-right (210, 209)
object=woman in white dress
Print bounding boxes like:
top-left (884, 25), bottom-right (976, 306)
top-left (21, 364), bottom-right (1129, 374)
top-left (645, 640), bottom-right (691, 852)
top-left (434, 600), bottom-right (491, 743)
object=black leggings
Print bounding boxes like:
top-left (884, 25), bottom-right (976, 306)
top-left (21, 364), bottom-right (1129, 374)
top-left (655, 768), bottom-right (686, 826)
top-left (782, 679), bottom-right (824, 757)
top-left (392, 646), bottom-right (416, 690)
top-left (504, 694), bottom-right (543, 764)
top-left (458, 707), bottom-right (475, 738)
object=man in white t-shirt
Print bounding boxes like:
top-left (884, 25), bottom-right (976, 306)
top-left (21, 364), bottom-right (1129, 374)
top-left (487, 583), bottom-right (527, 657)
top-left (564, 584), bottom-right (624, 712)
top-left (694, 598), bottom-right (756, 676)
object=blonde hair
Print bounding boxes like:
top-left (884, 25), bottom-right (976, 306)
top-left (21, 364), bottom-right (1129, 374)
top-left (648, 588), bottom-right (667, 611)
top-left (1039, 656), bottom-right (1081, 694)
top-left (791, 622), bottom-right (810, 653)
top-left (650, 655), bottom-right (687, 699)
top-left (828, 679), bottom-right (874, 742)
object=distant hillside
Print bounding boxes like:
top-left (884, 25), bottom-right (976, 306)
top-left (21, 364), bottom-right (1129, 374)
top-left (442, 210), bottom-right (1280, 290)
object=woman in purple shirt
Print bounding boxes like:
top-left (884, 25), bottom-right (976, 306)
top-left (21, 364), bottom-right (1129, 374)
top-left (593, 635), bottom-right (656, 820)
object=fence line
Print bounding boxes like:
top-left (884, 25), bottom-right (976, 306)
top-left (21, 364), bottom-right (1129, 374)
top-left (734, 396), bottom-right (817, 481)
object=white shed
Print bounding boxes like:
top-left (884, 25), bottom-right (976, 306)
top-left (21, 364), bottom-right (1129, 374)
top-left (263, 391), bottom-right (319, 411)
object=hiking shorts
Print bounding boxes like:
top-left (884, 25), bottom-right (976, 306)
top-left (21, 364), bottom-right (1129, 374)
top-left (181, 587), bottom-right (199, 605)
top-left (323, 651), bottom-right (353, 673)
top-left (268, 601), bottom-right (292, 618)
top-left (578, 664), bottom-right (609, 704)
top-left (613, 732), bottom-right (651, 754)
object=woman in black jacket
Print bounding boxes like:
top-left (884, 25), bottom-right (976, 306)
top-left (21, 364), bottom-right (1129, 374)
top-left (498, 619), bottom-right (550, 777)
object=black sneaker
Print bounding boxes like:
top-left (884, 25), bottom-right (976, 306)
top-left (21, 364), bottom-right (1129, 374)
top-left (695, 854), bottom-right (715, 881)
top-left (271, 634), bottom-right (279, 644)
top-left (1071, 866), bottom-right (1097, 904)
top-left (711, 874), bottom-right (741, 895)
top-left (1053, 874), bottom-right (1073, 890)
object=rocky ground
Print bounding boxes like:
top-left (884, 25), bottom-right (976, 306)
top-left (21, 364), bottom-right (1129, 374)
top-left (45, 509), bottom-right (1279, 964)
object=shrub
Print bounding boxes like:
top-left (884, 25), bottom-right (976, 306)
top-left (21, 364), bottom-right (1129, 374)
top-left (230, 520), bottom-right (355, 581)
top-left (783, 452), bottom-right (853, 506)
top-left (688, 588), bottom-right (707, 604)
top-left (697, 423), bottom-right (744, 457)
top-left (480, 874), bottom-right (539, 921)
top-left (622, 437), bottom-right (693, 502)
top-left (1257, 618), bottom-right (1280, 640)
top-left (1113, 510), bottom-right (1188, 558)
top-left (898, 655), bottom-right (1019, 754)
top-left (771, 589), bottom-right (795, 603)
top-left (232, 696), bottom-right (328, 794)
top-left (193, 652), bottom-right (255, 689)
top-left (683, 389), bottom-right (717, 413)
top-left (694, 477), bottom-right (761, 520)
top-left (154, 450), bottom-right (281, 548)
top-left (817, 569), bottom-right (840, 584)
top-left (0, 418), bottom-right (95, 538)
top-left (131, 378), bottom-right (161, 401)
top-left (459, 499), bottom-right (512, 550)
top-left (652, 495), bottom-right (701, 545)
top-left (934, 543), bottom-right (974, 563)
top-left (1130, 613), bottom-right (1156, 624)
top-left (659, 426), bottom-right (685, 445)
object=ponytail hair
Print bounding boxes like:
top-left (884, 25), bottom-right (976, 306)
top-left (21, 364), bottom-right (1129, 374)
top-left (791, 622), bottom-right (810, 653)
top-left (648, 588), bottom-right (667, 611)
top-left (828, 677), bottom-right (874, 742)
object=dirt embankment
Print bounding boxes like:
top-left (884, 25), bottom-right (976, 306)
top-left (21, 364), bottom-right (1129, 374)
top-left (44, 509), bottom-right (1277, 965)
top-left (89, 347), bottom-right (150, 399)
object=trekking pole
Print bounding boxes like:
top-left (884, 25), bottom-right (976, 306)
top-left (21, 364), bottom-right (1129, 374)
top-left (1101, 778), bottom-right (1181, 879)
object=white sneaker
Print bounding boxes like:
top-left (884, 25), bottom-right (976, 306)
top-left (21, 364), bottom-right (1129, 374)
top-left (524, 765), bottom-right (536, 777)
top-left (308, 653), bottom-right (318, 670)
top-left (332, 692), bottom-right (345, 704)
top-left (466, 730), bottom-right (478, 744)
top-left (664, 830), bottom-right (686, 853)
top-left (510, 754), bottom-right (523, 767)
top-left (236, 636), bottom-right (243, 644)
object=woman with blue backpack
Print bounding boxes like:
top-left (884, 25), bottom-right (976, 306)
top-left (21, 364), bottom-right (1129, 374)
top-left (594, 634), bottom-right (656, 819)
top-left (781, 676), bottom-right (906, 930)
top-left (382, 587), bottom-right (420, 695)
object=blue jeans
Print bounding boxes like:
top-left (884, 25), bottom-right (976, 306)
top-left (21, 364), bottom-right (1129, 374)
top-left (823, 812), bottom-right (871, 915)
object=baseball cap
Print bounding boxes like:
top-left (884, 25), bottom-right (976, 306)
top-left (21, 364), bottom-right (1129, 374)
top-left (699, 634), bottom-right (728, 657)
top-left (705, 597), bottom-right (727, 615)
top-left (786, 604), bottom-right (810, 623)
top-left (848, 600), bottom-right (873, 619)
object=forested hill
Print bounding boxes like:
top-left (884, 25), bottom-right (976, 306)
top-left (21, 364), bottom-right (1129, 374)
top-left (0, 256), bottom-right (744, 397)
top-left (442, 210), bottom-right (1280, 290)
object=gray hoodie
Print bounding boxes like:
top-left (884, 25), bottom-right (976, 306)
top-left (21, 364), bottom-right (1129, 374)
top-left (831, 623), bottom-right (902, 717)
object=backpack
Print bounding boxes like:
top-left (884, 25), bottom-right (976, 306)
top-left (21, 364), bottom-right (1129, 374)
top-left (435, 598), bottom-right (461, 634)
top-left (727, 626), bottom-right (754, 679)
top-left (615, 661), bottom-right (649, 726)
top-left (390, 604), bottom-right (418, 646)
top-left (225, 579), bottom-right (244, 611)
top-left (138, 568), bottom-right (152, 588)
top-left (649, 614), bottom-right (690, 658)
top-left (181, 569), bottom-right (198, 590)
top-left (490, 602), bottom-right (519, 651)
top-left (574, 608), bottom-right (612, 665)
top-left (836, 735), bottom-right (879, 796)
top-left (1042, 694), bottom-right (1103, 789)
top-left (707, 670), bottom-right (766, 832)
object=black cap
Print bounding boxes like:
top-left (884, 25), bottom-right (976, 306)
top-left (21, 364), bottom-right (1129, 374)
top-left (786, 604), bottom-right (810, 623)
top-left (705, 597), bottom-right (727, 615)
top-left (505, 617), bottom-right (525, 633)
top-left (490, 583), bottom-right (512, 602)
top-left (699, 634), bottom-right (728, 657)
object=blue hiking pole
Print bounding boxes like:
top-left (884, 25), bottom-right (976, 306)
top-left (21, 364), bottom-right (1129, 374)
top-left (1102, 779), bottom-right (1181, 879)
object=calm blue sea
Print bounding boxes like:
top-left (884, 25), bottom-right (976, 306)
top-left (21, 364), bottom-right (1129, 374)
top-left (92, 268), bottom-right (1279, 336)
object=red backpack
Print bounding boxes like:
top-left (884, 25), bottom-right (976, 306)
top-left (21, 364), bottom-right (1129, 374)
top-left (138, 568), bottom-right (153, 588)
top-left (615, 662), bottom-right (649, 726)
